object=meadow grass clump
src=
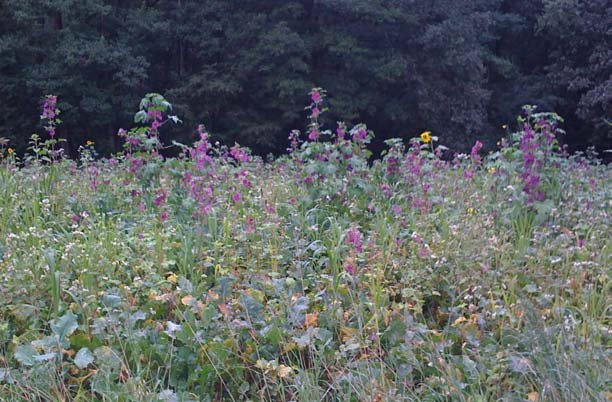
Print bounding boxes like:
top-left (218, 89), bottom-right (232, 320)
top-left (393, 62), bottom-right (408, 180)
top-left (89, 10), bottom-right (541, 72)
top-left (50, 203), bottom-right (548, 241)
top-left (0, 92), bottom-right (610, 401)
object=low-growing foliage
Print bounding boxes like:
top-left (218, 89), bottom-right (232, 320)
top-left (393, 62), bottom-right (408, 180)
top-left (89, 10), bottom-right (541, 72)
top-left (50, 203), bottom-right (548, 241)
top-left (0, 92), bottom-right (610, 401)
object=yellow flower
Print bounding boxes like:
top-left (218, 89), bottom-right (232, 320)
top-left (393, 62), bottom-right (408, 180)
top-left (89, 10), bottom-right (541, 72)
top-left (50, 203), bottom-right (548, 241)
top-left (420, 131), bottom-right (432, 143)
top-left (86, 140), bottom-right (94, 146)
top-left (7, 148), bottom-right (14, 155)
top-left (488, 167), bottom-right (496, 174)
top-left (167, 273), bottom-right (178, 284)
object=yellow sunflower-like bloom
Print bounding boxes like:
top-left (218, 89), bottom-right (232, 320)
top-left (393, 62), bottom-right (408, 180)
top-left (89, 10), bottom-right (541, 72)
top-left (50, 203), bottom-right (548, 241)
top-left (420, 131), bottom-right (432, 143)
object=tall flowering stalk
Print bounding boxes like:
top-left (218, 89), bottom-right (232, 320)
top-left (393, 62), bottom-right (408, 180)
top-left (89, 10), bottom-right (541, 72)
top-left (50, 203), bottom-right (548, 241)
top-left (41, 95), bottom-right (60, 139)
top-left (126, 93), bottom-right (181, 155)
top-left (382, 138), bottom-right (405, 177)
top-left (307, 88), bottom-right (325, 142)
top-left (344, 225), bottom-right (364, 275)
top-left (291, 88), bottom-right (376, 204)
top-left (191, 124), bottom-right (213, 169)
top-left (40, 95), bottom-right (64, 161)
top-left (287, 129), bottom-right (301, 154)
top-left (519, 124), bottom-right (544, 202)
top-left (184, 124), bottom-right (218, 217)
top-left (471, 140), bottom-right (483, 166)
top-left (513, 106), bottom-right (564, 204)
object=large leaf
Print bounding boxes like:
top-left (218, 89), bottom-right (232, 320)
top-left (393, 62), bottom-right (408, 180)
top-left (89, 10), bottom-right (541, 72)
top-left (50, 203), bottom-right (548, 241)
top-left (94, 346), bottom-right (122, 370)
top-left (134, 110), bottom-right (147, 123)
top-left (50, 312), bottom-right (79, 339)
top-left (101, 294), bottom-right (122, 308)
top-left (0, 368), bottom-right (14, 384)
top-left (14, 344), bottom-right (38, 366)
top-left (74, 347), bottom-right (94, 369)
top-left (240, 294), bottom-right (263, 322)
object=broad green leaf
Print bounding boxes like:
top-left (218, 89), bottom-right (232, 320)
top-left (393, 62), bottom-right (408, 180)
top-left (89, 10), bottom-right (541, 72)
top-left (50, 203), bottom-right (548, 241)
top-left (134, 110), bottom-right (147, 123)
top-left (101, 294), bottom-right (122, 308)
top-left (94, 346), bottom-right (122, 370)
top-left (50, 312), bottom-right (79, 339)
top-left (74, 347), bottom-right (94, 369)
top-left (14, 344), bottom-right (38, 366)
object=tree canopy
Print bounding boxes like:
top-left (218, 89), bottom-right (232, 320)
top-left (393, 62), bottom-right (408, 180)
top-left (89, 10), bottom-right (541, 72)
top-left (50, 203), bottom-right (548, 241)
top-left (0, 0), bottom-right (610, 155)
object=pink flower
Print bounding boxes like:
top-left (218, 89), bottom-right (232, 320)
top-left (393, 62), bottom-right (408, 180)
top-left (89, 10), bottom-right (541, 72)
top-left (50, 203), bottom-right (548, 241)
top-left (470, 140), bottom-right (483, 165)
top-left (287, 129), bottom-right (301, 152)
top-left (265, 203), bottom-right (276, 214)
top-left (311, 90), bottom-right (322, 104)
top-left (200, 203), bottom-right (212, 215)
top-left (418, 247), bottom-right (429, 258)
top-left (246, 218), bottom-right (256, 233)
top-left (346, 226), bottom-right (363, 253)
top-left (380, 184), bottom-right (392, 197)
top-left (352, 127), bottom-right (368, 142)
top-left (230, 146), bottom-right (250, 163)
top-left (336, 125), bottom-right (345, 140)
top-left (345, 263), bottom-right (355, 275)
top-left (308, 129), bottom-right (318, 141)
top-left (127, 136), bottom-right (140, 146)
top-left (232, 192), bottom-right (241, 203)
top-left (154, 190), bottom-right (167, 207)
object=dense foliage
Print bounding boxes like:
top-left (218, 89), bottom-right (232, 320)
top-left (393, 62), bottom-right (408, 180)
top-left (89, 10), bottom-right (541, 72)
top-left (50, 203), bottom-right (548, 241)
top-left (0, 93), bottom-right (610, 401)
top-left (0, 0), bottom-right (610, 156)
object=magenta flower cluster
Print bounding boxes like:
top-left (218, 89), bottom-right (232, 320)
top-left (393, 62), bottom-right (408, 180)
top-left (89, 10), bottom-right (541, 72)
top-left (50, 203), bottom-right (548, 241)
top-left (41, 95), bottom-right (59, 138)
top-left (307, 89), bottom-right (324, 141)
top-left (471, 140), bottom-right (483, 165)
top-left (519, 124), bottom-right (545, 203)
top-left (184, 125), bottom-right (217, 216)
top-left (149, 110), bottom-right (163, 133)
top-left (346, 226), bottom-right (363, 253)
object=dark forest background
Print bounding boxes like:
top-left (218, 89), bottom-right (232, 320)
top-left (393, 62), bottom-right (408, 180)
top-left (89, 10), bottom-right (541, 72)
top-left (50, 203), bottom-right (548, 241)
top-left (0, 0), bottom-right (610, 157)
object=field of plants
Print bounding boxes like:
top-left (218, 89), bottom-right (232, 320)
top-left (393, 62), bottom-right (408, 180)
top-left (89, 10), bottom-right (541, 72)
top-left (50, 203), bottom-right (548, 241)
top-left (0, 92), bottom-right (610, 401)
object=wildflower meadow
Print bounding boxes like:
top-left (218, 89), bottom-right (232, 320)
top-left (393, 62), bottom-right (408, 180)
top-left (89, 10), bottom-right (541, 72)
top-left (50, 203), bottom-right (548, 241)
top-left (0, 91), bottom-right (610, 401)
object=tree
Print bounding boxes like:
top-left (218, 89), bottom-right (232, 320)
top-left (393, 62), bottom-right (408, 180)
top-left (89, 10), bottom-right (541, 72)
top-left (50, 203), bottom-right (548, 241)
top-left (0, 0), bottom-right (608, 156)
top-left (537, 0), bottom-right (612, 149)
